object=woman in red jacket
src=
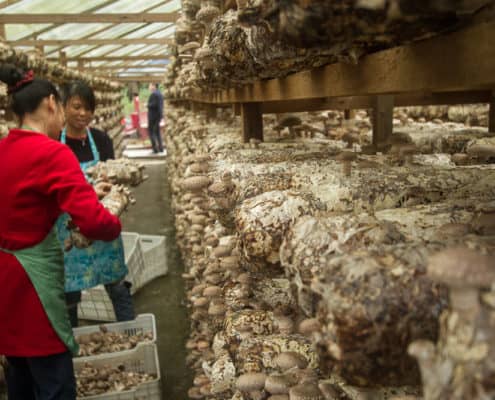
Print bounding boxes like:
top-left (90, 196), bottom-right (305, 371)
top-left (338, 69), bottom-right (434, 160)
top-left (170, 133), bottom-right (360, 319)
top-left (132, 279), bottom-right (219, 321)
top-left (0, 66), bottom-right (121, 399)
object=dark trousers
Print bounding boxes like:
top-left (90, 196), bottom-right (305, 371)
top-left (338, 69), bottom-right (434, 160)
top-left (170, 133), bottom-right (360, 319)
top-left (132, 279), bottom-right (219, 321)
top-left (6, 351), bottom-right (76, 400)
top-left (65, 280), bottom-right (135, 327)
top-left (148, 118), bottom-right (163, 153)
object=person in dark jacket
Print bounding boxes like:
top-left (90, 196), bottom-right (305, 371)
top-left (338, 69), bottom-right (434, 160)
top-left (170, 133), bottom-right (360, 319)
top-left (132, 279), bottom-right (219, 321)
top-left (147, 82), bottom-right (164, 154)
top-left (57, 81), bottom-right (135, 327)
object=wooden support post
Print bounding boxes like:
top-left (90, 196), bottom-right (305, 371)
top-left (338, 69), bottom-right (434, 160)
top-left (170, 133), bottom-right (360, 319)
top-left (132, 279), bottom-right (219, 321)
top-left (0, 24), bottom-right (5, 39)
top-left (206, 105), bottom-right (216, 121)
top-left (59, 51), bottom-right (67, 67)
top-left (489, 92), bottom-right (495, 133)
top-left (35, 44), bottom-right (44, 55)
top-left (344, 109), bottom-right (355, 119)
top-left (241, 102), bottom-right (263, 143)
top-left (77, 59), bottom-right (85, 71)
top-left (233, 103), bottom-right (241, 116)
top-left (372, 95), bottom-right (394, 150)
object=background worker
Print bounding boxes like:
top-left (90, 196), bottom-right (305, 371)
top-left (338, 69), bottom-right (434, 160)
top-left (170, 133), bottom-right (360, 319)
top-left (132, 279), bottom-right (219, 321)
top-left (0, 65), bottom-right (121, 399)
top-left (147, 82), bottom-right (164, 154)
top-left (58, 80), bottom-right (135, 327)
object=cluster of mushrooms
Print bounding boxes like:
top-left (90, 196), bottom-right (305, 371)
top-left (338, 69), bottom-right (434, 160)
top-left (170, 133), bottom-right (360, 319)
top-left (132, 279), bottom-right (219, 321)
top-left (162, 0), bottom-right (493, 95)
top-left (64, 159), bottom-right (146, 251)
top-left (75, 325), bottom-right (153, 357)
top-left (163, 98), bottom-right (495, 400)
top-left (75, 362), bottom-right (156, 397)
top-left (0, 37), bottom-right (123, 149)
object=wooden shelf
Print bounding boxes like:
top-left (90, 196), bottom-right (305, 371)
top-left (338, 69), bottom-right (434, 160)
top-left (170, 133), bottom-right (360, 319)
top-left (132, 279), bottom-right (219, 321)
top-left (182, 21), bottom-right (495, 144)
top-left (190, 21), bottom-right (495, 106)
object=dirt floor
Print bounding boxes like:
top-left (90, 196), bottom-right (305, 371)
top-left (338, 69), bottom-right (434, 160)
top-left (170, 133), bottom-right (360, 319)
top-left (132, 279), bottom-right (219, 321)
top-left (121, 160), bottom-right (192, 400)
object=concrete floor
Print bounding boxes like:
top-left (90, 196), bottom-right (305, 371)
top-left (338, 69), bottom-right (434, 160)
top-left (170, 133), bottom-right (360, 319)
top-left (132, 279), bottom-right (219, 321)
top-left (121, 160), bottom-right (192, 400)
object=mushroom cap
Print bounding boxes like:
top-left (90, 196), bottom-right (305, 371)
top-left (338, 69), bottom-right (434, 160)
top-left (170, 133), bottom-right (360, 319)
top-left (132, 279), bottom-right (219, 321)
top-left (451, 153), bottom-right (470, 165)
top-left (467, 144), bottom-right (495, 158)
top-left (180, 41), bottom-right (201, 53)
top-left (195, 46), bottom-right (214, 60)
top-left (193, 297), bottom-right (209, 308)
top-left (289, 383), bottom-right (323, 400)
top-left (298, 318), bottom-right (321, 336)
top-left (472, 212), bottom-right (495, 235)
top-left (213, 245), bottom-right (233, 258)
top-left (203, 285), bottom-right (222, 298)
top-left (208, 302), bottom-right (226, 316)
top-left (220, 255), bottom-right (240, 269)
top-left (196, 4), bottom-right (221, 23)
top-left (188, 386), bottom-right (204, 399)
top-left (182, 176), bottom-right (212, 191)
top-left (208, 181), bottom-right (228, 197)
top-left (274, 352), bottom-right (309, 371)
top-left (335, 151), bottom-right (357, 162)
top-left (408, 339), bottom-right (436, 361)
top-left (318, 382), bottom-right (340, 399)
top-left (190, 162), bottom-right (210, 174)
top-left (265, 374), bottom-right (291, 394)
top-left (236, 372), bottom-right (267, 392)
top-left (427, 247), bottom-right (495, 288)
top-left (268, 395), bottom-right (289, 400)
top-left (342, 132), bottom-right (360, 144)
top-left (274, 315), bottom-right (295, 334)
top-left (278, 115), bottom-right (302, 128)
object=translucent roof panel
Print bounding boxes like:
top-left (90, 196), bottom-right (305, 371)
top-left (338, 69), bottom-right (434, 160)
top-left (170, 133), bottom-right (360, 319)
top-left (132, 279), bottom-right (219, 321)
top-left (95, 0), bottom-right (173, 13)
top-left (90, 23), bottom-right (145, 39)
top-left (2, 0), bottom-right (108, 13)
top-left (39, 23), bottom-right (113, 40)
top-left (152, 0), bottom-right (181, 12)
top-left (125, 23), bottom-right (173, 38)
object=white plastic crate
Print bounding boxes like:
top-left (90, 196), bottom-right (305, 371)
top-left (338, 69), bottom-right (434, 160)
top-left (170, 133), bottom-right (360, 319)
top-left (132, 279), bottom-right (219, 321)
top-left (135, 235), bottom-right (167, 290)
top-left (73, 314), bottom-right (157, 354)
top-left (122, 232), bottom-right (146, 291)
top-left (78, 285), bottom-right (116, 321)
top-left (74, 343), bottom-right (161, 400)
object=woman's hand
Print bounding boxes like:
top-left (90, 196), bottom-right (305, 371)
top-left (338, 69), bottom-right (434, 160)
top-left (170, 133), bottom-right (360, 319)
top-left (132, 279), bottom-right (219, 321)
top-left (94, 182), bottom-right (113, 199)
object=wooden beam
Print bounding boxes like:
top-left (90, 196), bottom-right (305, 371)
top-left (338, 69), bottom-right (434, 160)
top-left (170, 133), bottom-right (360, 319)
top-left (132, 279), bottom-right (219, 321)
top-left (0, 0), bottom-right (22, 9)
top-left (80, 65), bottom-right (168, 71)
top-left (0, 23), bottom-right (5, 39)
top-left (260, 90), bottom-right (493, 114)
top-left (16, 0), bottom-right (122, 41)
top-left (78, 60), bottom-right (85, 71)
top-left (191, 21), bottom-right (495, 104)
top-left (372, 95), bottom-right (394, 149)
top-left (47, 55), bottom-right (169, 62)
top-left (9, 38), bottom-right (174, 46)
top-left (241, 103), bottom-right (263, 143)
top-left (43, 1), bottom-right (174, 57)
top-left (114, 76), bottom-right (163, 82)
top-left (35, 44), bottom-right (44, 55)
top-left (490, 92), bottom-right (495, 133)
top-left (0, 13), bottom-right (179, 24)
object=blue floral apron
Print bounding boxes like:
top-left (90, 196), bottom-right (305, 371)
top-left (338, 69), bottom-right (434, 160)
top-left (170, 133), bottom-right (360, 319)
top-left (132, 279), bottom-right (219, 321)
top-left (56, 128), bottom-right (128, 292)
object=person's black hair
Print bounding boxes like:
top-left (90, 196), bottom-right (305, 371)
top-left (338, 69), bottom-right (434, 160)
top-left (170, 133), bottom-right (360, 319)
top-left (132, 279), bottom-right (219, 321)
top-left (0, 64), bottom-right (61, 118)
top-left (63, 80), bottom-right (96, 113)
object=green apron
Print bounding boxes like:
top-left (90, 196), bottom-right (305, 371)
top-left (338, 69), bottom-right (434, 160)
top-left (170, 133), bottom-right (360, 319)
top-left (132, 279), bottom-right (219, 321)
top-left (1, 228), bottom-right (78, 355)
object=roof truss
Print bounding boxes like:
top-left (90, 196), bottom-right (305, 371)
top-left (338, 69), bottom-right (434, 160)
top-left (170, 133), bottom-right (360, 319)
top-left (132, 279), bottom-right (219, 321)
top-left (0, 13), bottom-right (179, 24)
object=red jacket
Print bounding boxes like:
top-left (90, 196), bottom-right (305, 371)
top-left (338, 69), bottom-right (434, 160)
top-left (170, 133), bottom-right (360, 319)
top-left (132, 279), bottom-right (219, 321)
top-left (0, 129), bottom-right (121, 356)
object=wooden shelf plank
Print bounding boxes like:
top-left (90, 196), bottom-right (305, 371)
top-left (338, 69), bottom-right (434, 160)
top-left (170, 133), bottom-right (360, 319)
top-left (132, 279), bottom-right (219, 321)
top-left (9, 38), bottom-right (174, 46)
top-left (190, 21), bottom-right (495, 105)
top-left (0, 13), bottom-right (179, 24)
top-left (259, 90), bottom-right (493, 113)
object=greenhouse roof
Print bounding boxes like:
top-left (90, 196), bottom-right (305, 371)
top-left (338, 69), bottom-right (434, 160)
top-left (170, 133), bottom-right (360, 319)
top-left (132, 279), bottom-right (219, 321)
top-left (0, 0), bottom-right (180, 81)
